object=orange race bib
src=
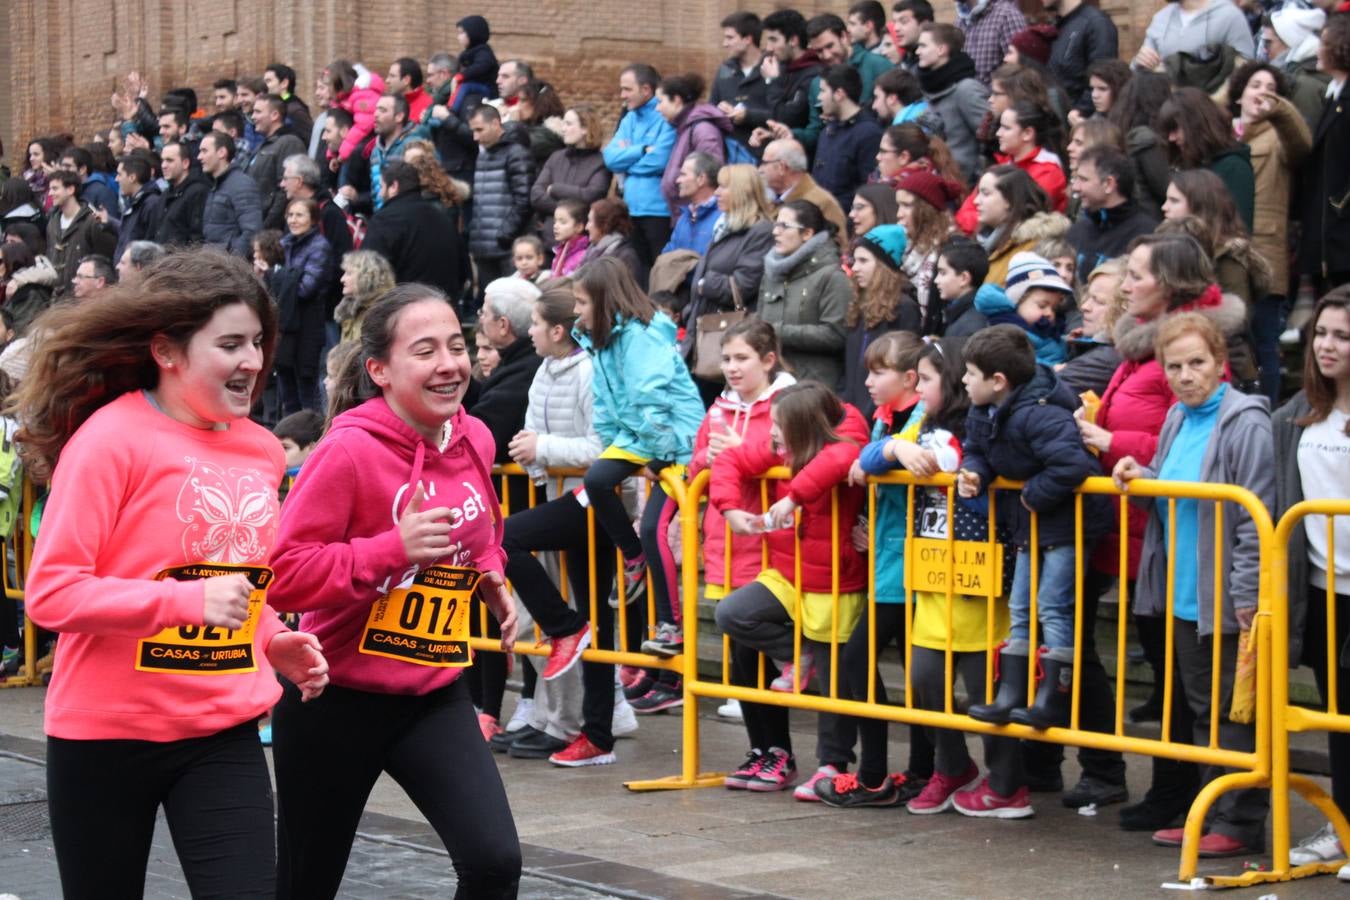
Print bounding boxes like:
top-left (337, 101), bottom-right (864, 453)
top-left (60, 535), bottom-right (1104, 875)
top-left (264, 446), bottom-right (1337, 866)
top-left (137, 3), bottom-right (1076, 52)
top-left (135, 563), bottom-right (273, 675)
top-left (359, 566), bottom-right (480, 667)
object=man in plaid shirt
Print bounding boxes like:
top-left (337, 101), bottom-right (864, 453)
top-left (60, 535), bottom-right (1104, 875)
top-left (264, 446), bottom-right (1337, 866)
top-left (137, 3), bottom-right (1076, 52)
top-left (956, 0), bottom-right (1027, 86)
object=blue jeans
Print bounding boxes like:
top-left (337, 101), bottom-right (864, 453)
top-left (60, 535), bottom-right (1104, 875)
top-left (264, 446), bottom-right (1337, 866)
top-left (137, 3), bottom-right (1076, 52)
top-left (1010, 545), bottom-right (1077, 648)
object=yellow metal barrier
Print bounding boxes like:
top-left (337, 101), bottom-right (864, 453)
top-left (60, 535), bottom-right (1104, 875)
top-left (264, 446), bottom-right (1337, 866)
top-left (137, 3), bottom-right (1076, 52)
top-left (2, 478), bottom-right (39, 688)
top-left (1264, 500), bottom-right (1350, 886)
top-left (632, 467), bottom-right (1278, 887)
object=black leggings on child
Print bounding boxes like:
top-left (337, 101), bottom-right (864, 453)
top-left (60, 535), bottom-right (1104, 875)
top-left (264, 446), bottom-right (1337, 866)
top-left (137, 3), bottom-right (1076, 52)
top-left (583, 458), bottom-right (680, 625)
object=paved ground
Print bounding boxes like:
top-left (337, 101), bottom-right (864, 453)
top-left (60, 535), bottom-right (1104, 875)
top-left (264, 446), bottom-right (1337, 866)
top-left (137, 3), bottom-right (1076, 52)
top-left (1, 684), bottom-right (1347, 899)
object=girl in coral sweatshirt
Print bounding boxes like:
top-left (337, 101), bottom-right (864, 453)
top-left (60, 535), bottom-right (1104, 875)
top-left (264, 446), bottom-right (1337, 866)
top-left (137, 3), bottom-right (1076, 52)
top-left (267, 284), bottom-right (521, 899)
top-left (19, 250), bottom-right (329, 900)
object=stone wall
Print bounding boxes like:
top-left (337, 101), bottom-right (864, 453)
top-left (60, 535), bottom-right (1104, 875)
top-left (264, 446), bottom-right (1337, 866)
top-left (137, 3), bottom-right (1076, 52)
top-left (2, 0), bottom-right (1155, 171)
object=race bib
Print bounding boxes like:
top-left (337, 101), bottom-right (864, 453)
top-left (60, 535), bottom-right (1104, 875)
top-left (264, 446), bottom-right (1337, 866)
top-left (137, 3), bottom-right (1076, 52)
top-left (359, 566), bottom-right (480, 667)
top-left (135, 563), bottom-right (272, 675)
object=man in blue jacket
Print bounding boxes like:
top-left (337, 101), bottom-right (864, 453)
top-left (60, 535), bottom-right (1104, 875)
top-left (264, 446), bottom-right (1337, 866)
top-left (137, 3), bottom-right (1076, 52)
top-left (602, 63), bottom-right (676, 268)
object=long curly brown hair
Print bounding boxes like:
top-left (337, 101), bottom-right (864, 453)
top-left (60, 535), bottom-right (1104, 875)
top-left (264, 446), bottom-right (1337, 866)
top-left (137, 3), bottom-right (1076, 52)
top-left (402, 138), bottom-right (463, 207)
top-left (847, 252), bottom-right (914, 330)
top-left (11, 248), bottom-right (277, 470)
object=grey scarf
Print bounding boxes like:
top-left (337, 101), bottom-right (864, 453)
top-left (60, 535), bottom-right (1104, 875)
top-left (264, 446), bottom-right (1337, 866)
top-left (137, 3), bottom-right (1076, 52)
top-left (763, 231), bottom-right (834, 281)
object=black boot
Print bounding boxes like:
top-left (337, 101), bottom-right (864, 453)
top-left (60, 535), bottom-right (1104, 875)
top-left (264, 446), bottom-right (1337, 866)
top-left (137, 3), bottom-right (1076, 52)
top-left (1010, 648), bottom-right (1073, 729)
top-left (967, 642), bottom-right (1029, 725)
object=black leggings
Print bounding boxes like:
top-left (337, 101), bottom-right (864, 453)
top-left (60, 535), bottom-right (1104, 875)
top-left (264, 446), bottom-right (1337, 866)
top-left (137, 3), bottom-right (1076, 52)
top-left (47, 721), bottom-right (275, 900)
top-left (504, 491), bottom-right (619, 750)
top-left (1304, 585), bottom-right (1350, 816)
top-left (273, 678), bottom-right (521, 900)
top-left (583, 458), bottom-right (680, 626)
top-left (842, 604), bottom-right (936, 786)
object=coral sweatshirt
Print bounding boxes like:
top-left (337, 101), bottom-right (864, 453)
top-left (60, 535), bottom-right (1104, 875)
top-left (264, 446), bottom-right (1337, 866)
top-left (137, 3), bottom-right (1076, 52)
top-left (268, 397), bottom-right (505, 695)
top-left (26, 391), bottom-right (289, 741)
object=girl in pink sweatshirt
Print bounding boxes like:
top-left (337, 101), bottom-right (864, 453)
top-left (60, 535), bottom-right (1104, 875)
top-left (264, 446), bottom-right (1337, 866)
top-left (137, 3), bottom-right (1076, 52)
top-left (267, 283), bottom-right (522, 898)
top-left (18, 250), bottom-right (329, 900)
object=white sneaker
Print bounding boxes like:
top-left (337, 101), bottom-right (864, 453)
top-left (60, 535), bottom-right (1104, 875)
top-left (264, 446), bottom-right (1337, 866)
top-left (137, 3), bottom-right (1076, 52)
top-left (1340, 860), bottom-right (1350, 882)
top-left (612, 695), bottom-right (639, 738)
top-left (504, 697), bottom-right (534, 733)
top-left (793, 764), bottom-right (839, 802)
top-left (1290, 822), bottom-right (1345, 865)
top-left (717, 698), bottom-right (743, 721)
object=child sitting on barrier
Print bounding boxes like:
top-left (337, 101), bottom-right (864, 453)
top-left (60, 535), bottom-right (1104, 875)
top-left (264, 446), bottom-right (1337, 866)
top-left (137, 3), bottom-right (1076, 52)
top-left (811, 332), bottom-right (936, 807)
top-left (957, 325), bottom-right (1108, 813)
top-left (712, 382), bottom-right (870, 793)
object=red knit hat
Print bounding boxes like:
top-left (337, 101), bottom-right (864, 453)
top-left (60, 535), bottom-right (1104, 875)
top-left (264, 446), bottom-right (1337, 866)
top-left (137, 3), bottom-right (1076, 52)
top-left (895, 169), bottom-right (963, 213)
top-left (1010, 24), bottom-right (1058, 68)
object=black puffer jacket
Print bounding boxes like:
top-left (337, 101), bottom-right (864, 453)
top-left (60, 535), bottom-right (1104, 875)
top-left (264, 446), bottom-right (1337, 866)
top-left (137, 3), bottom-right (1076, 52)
top-left (155, 171), bottom-right (210, 246)
top-left (962, 364), bottom-right (1109, 549)
top-left (469, 124), bottom-right (535, 260)
top-left (202, 166), bottom-right (263, 257)
top-left (362, 190), bottom-right (462, 297)
top-left (248, 130), bottom-right (308, 229)
top-left (113, 184), bottom-right (164, 264)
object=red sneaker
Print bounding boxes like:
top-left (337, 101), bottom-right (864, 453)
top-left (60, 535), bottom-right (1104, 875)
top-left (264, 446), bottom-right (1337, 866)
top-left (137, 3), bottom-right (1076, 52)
top-left (1152, 829), bottom-right (1258, 858)
top-left (952, 777), bottom-right (1034, 819)
top-left (548, 734), bottom-right (617, 767)
top-left (542, 624), bottom-right (591, 681)
top-left (1152, 828), bottom-right (1185, 847)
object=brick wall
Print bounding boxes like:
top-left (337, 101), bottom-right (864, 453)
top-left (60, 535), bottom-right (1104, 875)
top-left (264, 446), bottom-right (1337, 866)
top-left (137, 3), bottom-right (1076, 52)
top-left (2, 0), bottom-right (1156, 172)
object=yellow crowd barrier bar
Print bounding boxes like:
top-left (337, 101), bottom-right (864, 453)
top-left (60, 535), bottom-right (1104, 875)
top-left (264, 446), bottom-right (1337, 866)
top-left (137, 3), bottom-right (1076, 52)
top-left (3, 479), bottom-right (39, 688)
top-left (1266, 501), bottom-right (1350, 887)
top-left (641, 467), bottom-right (1276, 887)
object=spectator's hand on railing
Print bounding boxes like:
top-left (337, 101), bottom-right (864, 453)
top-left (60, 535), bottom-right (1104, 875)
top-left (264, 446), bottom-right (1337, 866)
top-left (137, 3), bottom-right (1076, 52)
top-left (507, 430), bottom-right (538, 466)
top-left (892, 439), bottom-right (938, 477)
top-left (1112, 456), bottom-right (1144, 491)
top-left (724, 510), bottom-right (763, 536)
top-left (765, 496), bottom-right (797, 530)
top-left (479, 570), bottom-right (518, 653)
top-left (956, 469), bottom-right (981, 499)
top-left (847, 459), bottom-right (867, 486)
top-left (1236, 606), bottom-right (1256, 632)
top-left (851, 519), bottom-right (869, 553)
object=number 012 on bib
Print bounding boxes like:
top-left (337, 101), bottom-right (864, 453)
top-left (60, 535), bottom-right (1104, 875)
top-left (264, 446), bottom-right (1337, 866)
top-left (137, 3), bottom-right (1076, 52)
top-left (135, 563), bottom-right (273, 675)
top-left (360, 566), bottom-right (480, 667)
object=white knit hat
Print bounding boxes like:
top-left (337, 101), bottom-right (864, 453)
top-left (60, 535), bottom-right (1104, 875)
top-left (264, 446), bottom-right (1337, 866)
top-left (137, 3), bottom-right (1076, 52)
top-left (1271, 6), bottom-right (1325, 55)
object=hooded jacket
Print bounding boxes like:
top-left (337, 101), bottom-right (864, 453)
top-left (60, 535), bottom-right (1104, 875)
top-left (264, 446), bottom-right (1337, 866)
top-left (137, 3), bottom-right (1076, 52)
top-left (574, 311), bottom-right (704, 464)
top-left (955, 147), bottom-right (1068, 235)
top-left (603, 97), bottom-right (677, 218)
top-left (1134, 386), bottom-right (1272, 638)
top-left (1140, 0), bottom-right (1255, 62)
top-left (974, 284), bottom-right (1069, 365)
top-left (455, 16), bottom-right (498, 86)
top-left (690, 371), bottom-right (797, 589)
top-left (155, 170), bottom-right (210, 246)
top-left (757, 231), bottom-right (852, 388)
top-left (269, 397), bottom-right (505, 695)
top-left (25, 390), bottom-right (289, 741)
top-left (371, 121), bottom-right (430, 210)
top-left (362, 189), bottom-right (462, 297)
top-left (745, 50), bottom-right (823, 132)
top-left (919, 53), bottom-right (991, 183)
top-left (710, 401), bottom-right (870, 594)
top-left (659, 103), bottom-right (732, 210)
top-left (522, 349), bottom-right (601, 495)
top-left (1065, 199), bottom-right (1159, 281)
top-left (962, 364), bottom-right (1108, 548)
top-left (469, 124), bottom-right (536, 260)
top-left (983, 211), bottom-right (1072, 288)
top-left (202, 166), bottom-right (263, 257)
top-left (336, 67), bottom-right (388, 162)
top-left (1090, 288), bottom-right (1247, 577)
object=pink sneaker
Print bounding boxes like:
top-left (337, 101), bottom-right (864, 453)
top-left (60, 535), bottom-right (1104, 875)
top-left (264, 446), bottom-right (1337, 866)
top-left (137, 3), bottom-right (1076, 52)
top-left (793, 764), bottom-right (840, 802)
top-left (770, 650), bottom-right (816, 692)
top-left (905, 762), bottom-right (980, 815)
top-left (952, 777), bottom-right (1034, 819)
top-left (747, 748), bottom-right (798, 792)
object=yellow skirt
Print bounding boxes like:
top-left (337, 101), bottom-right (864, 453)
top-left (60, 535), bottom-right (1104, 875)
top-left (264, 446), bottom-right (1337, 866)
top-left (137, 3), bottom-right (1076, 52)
top-left (911, 589), bottom-right (1010, 653)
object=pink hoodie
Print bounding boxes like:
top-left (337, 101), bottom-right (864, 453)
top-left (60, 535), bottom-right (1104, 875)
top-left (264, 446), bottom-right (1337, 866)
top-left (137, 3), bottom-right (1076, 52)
top-left (268, 396), bottom-right (505, 695)
top-left (25, 391), bottom-right (289, 741)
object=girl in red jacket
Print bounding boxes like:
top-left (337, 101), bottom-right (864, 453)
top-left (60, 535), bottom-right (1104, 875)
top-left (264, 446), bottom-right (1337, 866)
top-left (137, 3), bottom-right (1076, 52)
top-left (711, 382), bottom-right (870, 792)
top-left (18, 250), bottom-right (328, 899)
top-left (267, 284), bottom-right (521, 899)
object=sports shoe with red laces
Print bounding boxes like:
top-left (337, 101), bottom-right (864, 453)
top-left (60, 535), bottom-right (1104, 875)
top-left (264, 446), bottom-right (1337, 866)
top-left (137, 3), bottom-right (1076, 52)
top-left (815, 771), bottom-right (902, 808)
top-left (793, 764), bottom-right (839, 802)
top-left (890, 771), bottom-right (929, 804)
top-left (770, 650), bottom-right (816, 692)
top-left (542, 624), bottom-right (591, 681)
top-left (952, 777), bottom-right (1034, 819)
top-left (478, 712), bottom-right (502, 742)
top-left (548, 734), bottom-right (616, 767)
top-left (906, 763), bottom-right (980, 815)
top-left (747, 748), bottom-right (797, 792)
